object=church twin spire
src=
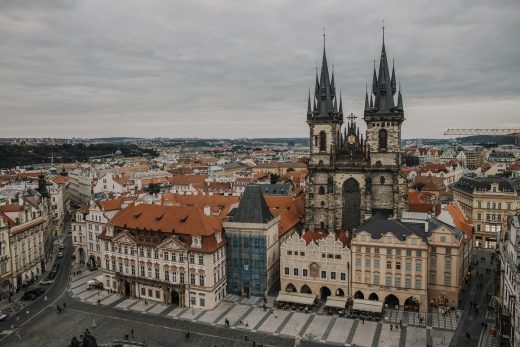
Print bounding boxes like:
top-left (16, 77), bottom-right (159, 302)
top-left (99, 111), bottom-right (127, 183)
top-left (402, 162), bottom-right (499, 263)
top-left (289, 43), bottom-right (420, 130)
top-left (365, 28), bottom-right (404, 115)
top-left (307, 34), bottom-right (343, 121)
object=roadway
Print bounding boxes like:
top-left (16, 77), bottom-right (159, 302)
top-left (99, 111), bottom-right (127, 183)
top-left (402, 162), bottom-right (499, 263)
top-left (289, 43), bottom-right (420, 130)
top-left (0, 221), bottom-right (73, 342)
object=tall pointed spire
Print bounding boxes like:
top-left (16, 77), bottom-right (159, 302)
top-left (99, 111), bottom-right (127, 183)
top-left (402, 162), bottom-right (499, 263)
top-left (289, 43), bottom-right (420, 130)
top-left (307, 89), bottom-right (312, 116)
top-left (364, 84), bottom-right (369, 110)
top-left (372, 60), bottom-right (377, 95)
top-left (314, 67), bottom-right (320, 99)
top-left (339, 91), bottom-right (343, 115)
top-left (371, 24), bottom-right (395, 113)
top-left (369, 94), bottom-right (373, 108)
top-left (391, 59), bottom-right (396, 95)
top-left (397, 82), bottom-right (403, 110)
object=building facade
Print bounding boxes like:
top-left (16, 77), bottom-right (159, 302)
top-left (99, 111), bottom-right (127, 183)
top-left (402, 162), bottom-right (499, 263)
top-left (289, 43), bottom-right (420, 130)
top-left (100, 204), bottom-right (227, 310)
top-left (498, 214), bottom-right (520, 347)
top-left (452, 176), bottom-right (520, 248)
top-left (69, 166), bottom-right (92, 208)
top-left (305, 36), bottom-right (406, 233)
top-left (280, 231), bottom-right (351, 299)
top-left (351, 212), bottom-right (470, 313)
top-left (224, 185), bottom-right (281, 297)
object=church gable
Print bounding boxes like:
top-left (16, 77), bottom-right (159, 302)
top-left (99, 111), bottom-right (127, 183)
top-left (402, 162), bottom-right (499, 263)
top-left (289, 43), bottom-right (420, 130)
top-left (158, 236), bottom-right (187, 251)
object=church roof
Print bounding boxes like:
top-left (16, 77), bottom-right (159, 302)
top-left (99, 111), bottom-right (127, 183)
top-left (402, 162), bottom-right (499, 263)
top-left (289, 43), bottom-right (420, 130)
top-left (231, 185), bottom-right (274, 224)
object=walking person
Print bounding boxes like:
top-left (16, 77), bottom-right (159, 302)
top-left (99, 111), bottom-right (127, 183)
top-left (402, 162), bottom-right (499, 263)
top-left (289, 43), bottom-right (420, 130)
top-left (131, 328), bottom-right (134, 338)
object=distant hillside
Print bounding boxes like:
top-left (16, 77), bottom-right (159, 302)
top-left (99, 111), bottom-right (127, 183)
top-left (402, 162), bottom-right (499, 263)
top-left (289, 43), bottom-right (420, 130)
top-left (0, 143), bottom-right (158, 169)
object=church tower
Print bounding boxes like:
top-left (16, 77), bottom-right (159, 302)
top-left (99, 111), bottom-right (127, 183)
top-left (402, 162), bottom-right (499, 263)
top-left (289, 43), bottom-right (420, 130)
top-left (307, 37), bottom-right (343, 167)
top-left (305, 31), bottom-right (405, 233)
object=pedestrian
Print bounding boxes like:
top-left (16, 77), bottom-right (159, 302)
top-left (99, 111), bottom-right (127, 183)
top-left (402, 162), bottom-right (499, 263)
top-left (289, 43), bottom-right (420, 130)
top-left (44, 295), bottom-right (47, 302)
top-left (263, 303), bottom-right (266, 311)
top-left (399, 319), bottom-right (402, 327)
top-left (26, 309), bottom-right (29, 315)
top-left (390, 324), bottom-right (393, 331)
top-left (63, 302), bottom-right (66, 309)
top-left (244, 335), bottom-right (248, 341)
top-left (362, 317), bottom-right (365, 324)
top-left (186, 332), bottom-right (190, 341)
top-left (396, 324), bottom-right (399, 330)
top-left (253, 342), bottom-right (256, 347)
top-left (16, 315), bottom-right (19, 322)
top-left (98, 299), bottom-right (101, 305)
top-left (125, 334), bottom-right (129, 340)
top-left (92, 320), bottom-right (96, 329)
top-left (131, 328), bottom-right (134, 338)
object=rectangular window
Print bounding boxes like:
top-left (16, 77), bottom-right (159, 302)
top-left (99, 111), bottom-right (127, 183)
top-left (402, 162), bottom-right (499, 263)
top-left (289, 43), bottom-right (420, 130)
top-left (293, 268), bottom-right (299, 276)
top-left (395, 277), bottom-right (401, 287)
top-left (415, 277), bottom-right (422, 289)
top-left (444, 275), bottom-right (451, 286)
top-left (198, 255), bottom-right (204, 265)
top-left (396, 261), bottom-right (401, 270)
top-left (164, 270), bottom-right (169, 281)
top-left (405, 262), bottom-right (412, 271)
top-left (405, 278), bottom-right (411, 288)
top-left (180, 273), bottom-right (185, 284)
top-left (287, 250), bottom-right (292, 255)
top-left (164, 252), bottom-right (169, 261)
top-left (430, 258), bottom-right (437, 269)
top-left (416, 250), bottom-right (422, 257)
top-left (156, 290), bottom-right (160, 298)
top-left (303, 269), bottom-right (308, 277)
top-left (141, 287), bottom-right (145, 296)
top-left (356, 257), bottom-right (361, 268)
top-left (429, 273), bottom-right (436, 284)
top-left (374, 258), bottom-right (380, 269)
top-left (445, 258), bottom-right (452, 269)
top-left (155, 268), bottom-right (159, 280)
top-left (172, 272), bottom-right (177, 283)
top-left (373, 275), bottom-right (379, 285)
top-left (190, 273), bottom-right (195, 285)
top-left (321, 271), bottom-right (326, 279)
top-left (140, 266), bottom-right (145, 276)
top-left (179, 254), bottom-right (184, 262)
top-left (386, 248), bottom-right (392, 255)
top-left (284, 267), bottom-right (289, 275)
top-left (374, 247), bottom-right (379, 254)
top-left (200, 298), bottom-right (205, 307)
top-left (341, 272), bottom-right (346, 281)
top-left (189, 255), bottom-right (195, 264)
top-left (416, 261), bottom-right (422, 272)
top-left (331, 272), bottom-right (336, 280)
top-left (395, 249), bottom-right (401, 256)
top-left (365, 258), bottom-right (371, 268)
top-left (386, 261), bottom-right (392, 269)
top-left (431, 246), bottom-right (436, 253)
top-left (199, 275), bottom-right (205, 287)
top-left (385, 276), bottom-right (391, 286)
top-left (406, 250), bottom-right (412, 257)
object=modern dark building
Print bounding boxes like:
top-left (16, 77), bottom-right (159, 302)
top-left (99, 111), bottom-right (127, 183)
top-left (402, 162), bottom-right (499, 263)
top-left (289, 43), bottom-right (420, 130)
top-left (224, 185), bottom-right (281, 297)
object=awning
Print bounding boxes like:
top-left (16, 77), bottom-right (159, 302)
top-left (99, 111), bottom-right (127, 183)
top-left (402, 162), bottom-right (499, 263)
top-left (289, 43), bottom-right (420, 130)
top-left (352, 299), bottom-right (384, 313)
top-left (325, 296), bottom-right (348, 309)
top-left (276, 292), bottom-right (316, 306)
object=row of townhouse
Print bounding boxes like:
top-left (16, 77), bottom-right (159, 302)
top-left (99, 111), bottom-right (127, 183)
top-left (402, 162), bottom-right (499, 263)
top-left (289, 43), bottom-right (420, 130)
top-left (0, 182), bottom-right (52, 298)
top-left (279, 205), bottom-right (473, 313)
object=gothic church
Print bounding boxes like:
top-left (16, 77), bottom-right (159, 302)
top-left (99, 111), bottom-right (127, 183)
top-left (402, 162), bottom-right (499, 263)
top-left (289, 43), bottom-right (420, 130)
top-left (305, 34), bottom-right (407, 232)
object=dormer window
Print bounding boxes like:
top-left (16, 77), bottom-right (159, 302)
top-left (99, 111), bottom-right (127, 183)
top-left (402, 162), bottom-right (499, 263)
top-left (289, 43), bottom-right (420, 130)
top-left (192, 236), bottom-right (202, 248)
top-left (215, 232), bottom-right (222, 243)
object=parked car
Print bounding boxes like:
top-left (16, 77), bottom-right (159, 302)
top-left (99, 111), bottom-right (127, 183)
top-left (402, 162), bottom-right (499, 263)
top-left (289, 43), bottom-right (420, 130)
top-left (87, 280), bottom-right (103, 290)
top-left (0, 312), bottom-right (7, 321)
top-left (57, 252), bottom-right (63, 258)
top-left (59, 244), bottom-right (65, 249)
top-left (40, 278), bottom-right (55, 285)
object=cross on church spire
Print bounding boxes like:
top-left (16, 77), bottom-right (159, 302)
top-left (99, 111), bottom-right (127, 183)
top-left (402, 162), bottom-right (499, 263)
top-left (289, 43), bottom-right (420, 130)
top-left (347, 113), bottom-right (357, 123)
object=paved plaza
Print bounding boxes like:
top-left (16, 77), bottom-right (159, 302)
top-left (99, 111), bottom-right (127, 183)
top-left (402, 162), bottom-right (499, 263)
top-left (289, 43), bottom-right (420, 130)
top-left (67, 272), bottom-right (463, 346)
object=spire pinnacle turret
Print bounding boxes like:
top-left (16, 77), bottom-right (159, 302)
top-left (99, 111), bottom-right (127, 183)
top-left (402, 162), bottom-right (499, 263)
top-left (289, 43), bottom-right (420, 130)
top-left (364, 84), bottom-right (369, 110)
top-left (391, 58), bottom-right (396, 95)
top-left (397, 82), bottom-right (403, 110)
top-left (307, 90), bottom-right (312, 116)
top-left (339, 91), bottom-right (343, 115)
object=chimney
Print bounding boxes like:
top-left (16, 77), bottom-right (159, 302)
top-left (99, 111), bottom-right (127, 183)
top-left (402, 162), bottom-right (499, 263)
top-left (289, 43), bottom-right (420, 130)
top-left (424, 221), bottom-right (429, 234)
top-left (203, 204), bottom-right (211, 216)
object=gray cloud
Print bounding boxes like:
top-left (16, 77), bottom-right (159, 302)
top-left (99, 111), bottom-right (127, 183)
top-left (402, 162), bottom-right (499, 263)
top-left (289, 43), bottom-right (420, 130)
top-left (0, 0), bottom-right (519, 139)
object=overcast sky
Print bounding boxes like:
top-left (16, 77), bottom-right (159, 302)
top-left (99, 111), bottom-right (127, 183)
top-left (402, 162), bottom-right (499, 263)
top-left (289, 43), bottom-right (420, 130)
top-left (1, 0), bottom-right (519, 139)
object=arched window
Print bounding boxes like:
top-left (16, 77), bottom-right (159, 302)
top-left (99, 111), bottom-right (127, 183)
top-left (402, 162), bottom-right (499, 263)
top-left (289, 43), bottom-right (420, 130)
top-left (320, 201), bottom-right (325, 207)
top-left (319, 131), bottom-right (327, 152)
top-left (319, 186), bottom-right (325, 195)
top-left (378, 129), bottom-right (388, 151)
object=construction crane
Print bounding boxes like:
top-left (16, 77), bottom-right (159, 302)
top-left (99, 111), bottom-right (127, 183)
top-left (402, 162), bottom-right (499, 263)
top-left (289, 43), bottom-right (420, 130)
top-left (444, 129), bottom-right (520, 146)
